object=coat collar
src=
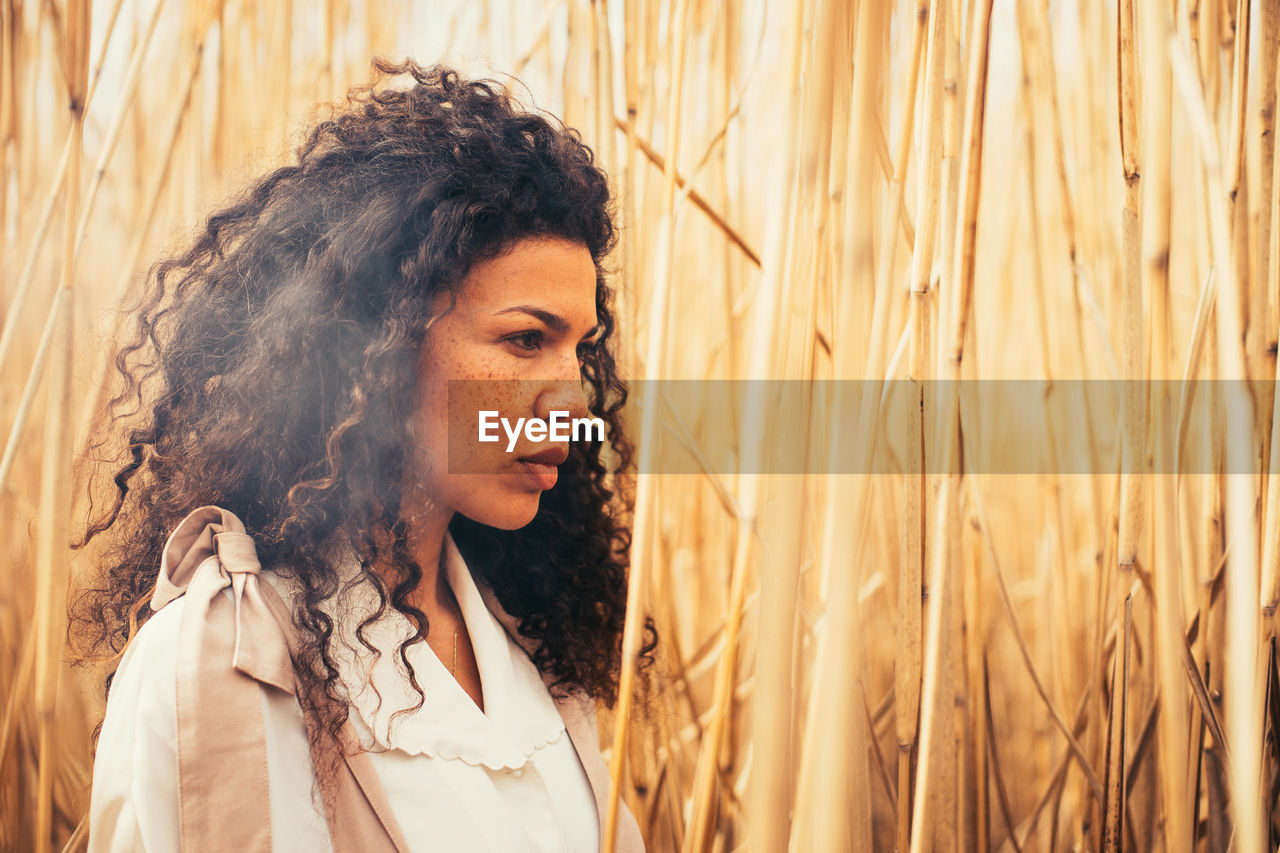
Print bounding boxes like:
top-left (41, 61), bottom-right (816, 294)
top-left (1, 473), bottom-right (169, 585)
top-left (310, 532), bottom-right (567, 770)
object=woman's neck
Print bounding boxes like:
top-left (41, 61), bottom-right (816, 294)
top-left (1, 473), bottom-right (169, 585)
top-left (382, 498), bottom-right (457, 620)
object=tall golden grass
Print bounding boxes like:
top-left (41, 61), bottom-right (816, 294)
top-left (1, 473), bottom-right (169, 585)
top-left (5, 0), bottom-right (1280, 850)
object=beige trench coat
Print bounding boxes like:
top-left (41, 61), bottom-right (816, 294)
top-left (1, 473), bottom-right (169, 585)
top-left (148, 505), bottom-right (646, 852)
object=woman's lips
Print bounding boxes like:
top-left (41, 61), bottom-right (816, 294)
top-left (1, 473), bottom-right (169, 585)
top-left (520, 459), bottom-right (559, 490)
top-left (515, 447), bottom-right (567, 490)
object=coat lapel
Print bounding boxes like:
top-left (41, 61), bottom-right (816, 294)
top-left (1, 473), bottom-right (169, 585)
top-left (256, 577), bottom-right (411, 853)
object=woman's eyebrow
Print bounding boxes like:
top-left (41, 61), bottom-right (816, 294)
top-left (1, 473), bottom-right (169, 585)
top-left (496, 305), bottom-right (600, 339)
top-left (496, 305), bottom-right (569, 333)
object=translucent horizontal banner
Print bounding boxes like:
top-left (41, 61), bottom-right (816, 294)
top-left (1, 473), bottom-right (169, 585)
top-left (446, 380), bottom-right (1278, 475)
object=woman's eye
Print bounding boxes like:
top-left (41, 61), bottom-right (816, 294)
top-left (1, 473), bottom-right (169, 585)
top-left (506, 330), bottom-right (543, 352)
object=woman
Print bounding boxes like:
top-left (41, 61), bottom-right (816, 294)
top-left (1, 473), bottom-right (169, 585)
top-left (71, 58), bottom-right (657, 852)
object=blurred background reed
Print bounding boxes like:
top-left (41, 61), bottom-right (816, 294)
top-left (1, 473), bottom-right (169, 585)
top-left (4, 0), bottom-right (1280, 850)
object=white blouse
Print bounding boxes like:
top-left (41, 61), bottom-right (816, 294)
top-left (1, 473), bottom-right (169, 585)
top-left (88, 532), bottom-right (601, 853)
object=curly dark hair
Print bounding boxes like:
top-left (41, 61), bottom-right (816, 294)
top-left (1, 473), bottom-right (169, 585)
top-left (69, 58), bottom-right (658, 776)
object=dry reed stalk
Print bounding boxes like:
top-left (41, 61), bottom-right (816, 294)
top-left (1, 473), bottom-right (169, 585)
top-left (740, 0), bottom-right (821, 846)
top-left (213, 1), bottom-right (234, 174)
top-left (886, 1), bottom-right (930, 848)
top-left (1195, 0), bottom-right (1221, 112)
top-left (932, 0), bottom-right (961, 383)
top-left (0, 288), bottom-right (66, 501)
top-left (0, 0), bottom-right (171, 503)
top-left (590, 0), bottom-right (615, 204)
top-left (983, 669), bottom-right (1018, 850)
top-left (1225, 0), bottom-right (1250, 206)
top-left (972, 568), bottom-right (1095, 845)
top-left (1192, 137), bottom-right (1222, 658)
top-left (1260, 363), bottom-right (1280, 628)
top-left (86, 0), bottom-right (128, 99)
top-left (0, 1), bottom-right (12, 237)
top-left (605, 0), bottom-right (692, 848)
top-left (1087, 454), bottom-right (1122, 847)
top-left (1026, 0), bottom-right (1106, 535)
top-left (1102, 599), bottom-right (1133, 852)
top-left (610, 116), bottom-right (760, 268)
top-left (908, 0), bottom-right (993, 850)
top-left (970, 474), bottom-right (1102, 799)
top-left (793, 0), bottom-right (896, 842)
top-left (73, 18), bottom-right (213, 459)
top-left (868, 110), bottom-right (920, 254)
top-left (790, 6), bottom-right (889, 853)
top-left (0, 0), bottom-right (162, 392)
top-left (1171, 19), bottom-right (1267, 853)
top-left (0, 620), bottom-right (36, 782)
top-left (69, 0), bottom-right (166, 268)
top-left (513, 0), bottom-right (564, 73)
top-left (1013, 1), bottom-right (1081, 742)
top-left (1106, 0), bottom-right (1141, 845)
top-left (1173, 271), bottom-right (1218, 491)
top-left (615, 0), bottom-right (657, 471)
top-left (0, 0), bottom-right (130, 385)
top-left (820, 0), bottom-right (850, 298)
top-left (674, 510), bottom-right (749, 850)
top-left (707, 0), bottom-right (751, 468)
top-left (562, 0), bottom-right (590, 137)
top-left (961, 503), bottom-right (985, 851)
top-left (1138, 2), bottom-right (1193, 844)
top-left (1191, 318), bottom-right (1226, 847)
top-left (936, 462), bottom-right (964, 852)
top-left (0, 141), bottom-right (67, 384)
top-left (1259, 0), bottom-right (1280, 642)
top-left (637, 0), bottom-right (660, 150)
top-left (1271, 158), bottom-right (1280, 399)
top-left (1254, 1), bottom-right (1280, 453)
top-left (1226, 0), bottom-right (1259, 468)
top-left (33, 4), bottom-right (88, 850)
top-left (1174, 275), bottom-right (1214, 637)
top-left (1053, 672), bottom-right (1099, 848)
top-left (277, 1), bottom-right (295, 131)
top-left (617, 0), bottom-right (642, 383)
top-left (60, 814), bottom-right (88, 853)
top-left (755, 0), bottom-right (838, 829)
top-left (782, 0), bottom-right (900, 845)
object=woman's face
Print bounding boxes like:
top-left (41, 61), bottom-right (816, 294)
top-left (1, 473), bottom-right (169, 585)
top-left (405, 235), bottom-right (600, 530)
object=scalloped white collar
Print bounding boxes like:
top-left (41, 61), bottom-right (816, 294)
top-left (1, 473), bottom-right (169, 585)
top-left (316, 532), bottom-right (568, 769)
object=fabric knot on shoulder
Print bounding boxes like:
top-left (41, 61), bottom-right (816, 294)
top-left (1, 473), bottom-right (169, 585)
top-left (150, 505), bottom-right (294, 693)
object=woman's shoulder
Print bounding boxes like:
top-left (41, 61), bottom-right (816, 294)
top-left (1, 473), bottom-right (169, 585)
top-left (107, 577), bottom-right (248, 710)
top-left (90, 596), bottom-right (187, 849)
top-left (110, 596), bottom-right (186, 704)
top-left (91, 607), bottom-right (190, 814)
top-left (140, 592), bottom-right (188, 640)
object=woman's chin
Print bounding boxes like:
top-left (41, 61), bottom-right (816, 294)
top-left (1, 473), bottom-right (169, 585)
top-left (459, 495), bottom-right (542, 531)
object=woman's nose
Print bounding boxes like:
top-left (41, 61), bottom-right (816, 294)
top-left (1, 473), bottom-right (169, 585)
top-left (534, 361), bottom-right (590, 423)
top-left (535, 380), bottom-right (590, 423)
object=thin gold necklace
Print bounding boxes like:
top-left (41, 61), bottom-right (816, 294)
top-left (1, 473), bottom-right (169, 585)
top-left (439, 548), bottom-right (461, 677)
top-left (444, 582), bottom-right (461, 677)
